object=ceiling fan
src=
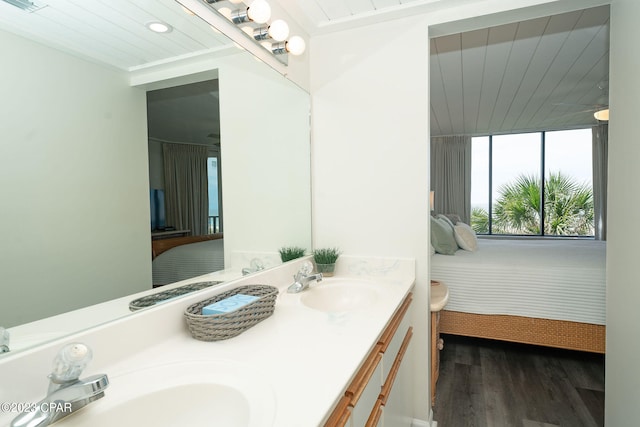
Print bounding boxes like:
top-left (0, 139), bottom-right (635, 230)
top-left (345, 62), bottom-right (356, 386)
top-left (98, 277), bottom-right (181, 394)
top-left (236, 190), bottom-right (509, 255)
top-left (555, 101), bottom-right (608, 118)
top-left (552, 82), bottom-right (609, 121)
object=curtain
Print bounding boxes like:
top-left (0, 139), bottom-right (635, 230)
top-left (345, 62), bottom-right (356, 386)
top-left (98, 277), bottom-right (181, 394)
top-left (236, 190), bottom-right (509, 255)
top-left (592, 124), bottom-right (608, 240)
top-left (163, 143), bottom-right (209, 236)
top-left (430, 135), bottom-right (472, 224)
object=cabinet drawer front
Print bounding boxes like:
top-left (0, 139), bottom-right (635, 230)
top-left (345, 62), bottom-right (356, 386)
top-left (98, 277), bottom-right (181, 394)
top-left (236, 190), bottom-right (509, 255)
top-left (324, 395), bottom-right (352, 427)
top-left (365, 399), bottom-right (384, 427)
top-left (381, 326), bottom-right (413, 404)
top-left (383, 305), bottom-right (412, 382)
top-left (378, 293), bottom-right (413, 352)
top-left (346, 347), bottom-right (383, 405)
top-left (350, 359), bottom-right (383, 426)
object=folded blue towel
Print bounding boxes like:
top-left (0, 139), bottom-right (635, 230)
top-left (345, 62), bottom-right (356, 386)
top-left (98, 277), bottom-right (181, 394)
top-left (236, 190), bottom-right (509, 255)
top-left (202, 294), bottom-right (259, 315)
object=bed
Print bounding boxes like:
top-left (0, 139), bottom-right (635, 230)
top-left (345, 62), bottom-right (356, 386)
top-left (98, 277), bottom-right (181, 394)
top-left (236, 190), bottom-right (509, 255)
top-left (431, 238), bottom-right (606, 353)
top-left (151, 234), bottom-right (225, 287)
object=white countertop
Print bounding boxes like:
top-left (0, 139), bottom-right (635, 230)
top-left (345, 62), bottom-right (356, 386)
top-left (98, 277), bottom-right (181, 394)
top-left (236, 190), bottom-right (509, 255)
top-left (5, 267), bottom-right (246, 353)
top-left (0, 256), bottom-right (415, 427)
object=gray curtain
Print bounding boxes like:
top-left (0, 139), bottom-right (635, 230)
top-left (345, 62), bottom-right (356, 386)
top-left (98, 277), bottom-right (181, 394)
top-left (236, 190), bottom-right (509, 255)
top-left (163, 143), bottom-right (209, 236)
top-left (430, 135), bottom-right (472, 224)
top-left (592, 124), bottom-right (608, 240)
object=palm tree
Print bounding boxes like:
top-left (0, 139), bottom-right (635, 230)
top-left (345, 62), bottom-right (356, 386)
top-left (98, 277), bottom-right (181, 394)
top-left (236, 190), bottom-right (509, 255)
top-left (542, 172), bottom-right (593, 235)
top-left (471, 172), bottom-right (594, 236)
top-left (471, 207), bottom-right (489, 234)
top-left (493, 174), bottom-right (541, 234)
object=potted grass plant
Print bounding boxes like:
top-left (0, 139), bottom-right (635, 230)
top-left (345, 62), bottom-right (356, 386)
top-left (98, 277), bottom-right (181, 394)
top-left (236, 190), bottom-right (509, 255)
top-left (279, 246), bottom-right (306, 262)
top-left (313, 247), bottom-right (341, 277)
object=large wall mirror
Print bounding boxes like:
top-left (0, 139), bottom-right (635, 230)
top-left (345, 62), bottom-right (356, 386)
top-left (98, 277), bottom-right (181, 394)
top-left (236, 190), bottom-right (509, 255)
top-left (0, 0), bottom-right (311, 355)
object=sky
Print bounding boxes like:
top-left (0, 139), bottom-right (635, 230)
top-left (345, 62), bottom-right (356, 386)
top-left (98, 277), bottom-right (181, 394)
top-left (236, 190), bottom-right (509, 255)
top-left (471, 128), bottom-right (593, 210)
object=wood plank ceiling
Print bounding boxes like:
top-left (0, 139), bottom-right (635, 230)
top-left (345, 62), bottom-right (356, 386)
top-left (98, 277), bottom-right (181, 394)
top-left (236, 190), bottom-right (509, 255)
top-left (0, 0), bottom-right (233, 71)
top-left (0, 0), bottom-right (609, 137)
top-left (293, 0), bottom-right (425, 24)
top-left (430, 5), bottom-right (610, 136)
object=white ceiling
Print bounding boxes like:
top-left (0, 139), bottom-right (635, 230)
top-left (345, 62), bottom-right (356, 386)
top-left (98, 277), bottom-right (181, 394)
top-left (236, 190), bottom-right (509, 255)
top-left (273, 0), bottom-right (478, 34)
top-left (430, 5), bottom-right (610, 136)
top-left (147, 79), bottom-right (221, 145)
top-left (0, 0), bottom-right (609, 137)
top-left (0, 0), bottom-right (233, 71)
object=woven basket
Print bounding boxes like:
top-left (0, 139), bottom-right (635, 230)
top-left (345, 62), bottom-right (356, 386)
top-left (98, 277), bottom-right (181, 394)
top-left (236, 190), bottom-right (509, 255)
top-left (129, 281), bottom-right (222, 311)
top-left (184, 284), bottom-right (278, 341)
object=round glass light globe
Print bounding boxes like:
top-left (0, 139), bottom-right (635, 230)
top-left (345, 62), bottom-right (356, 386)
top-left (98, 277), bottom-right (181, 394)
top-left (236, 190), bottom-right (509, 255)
top-left (286, 35), bottom-right (306, 55)
top-left (268, 19), bottom-right (289, 41)
top-left (247, 0), bottom-right (271, 24)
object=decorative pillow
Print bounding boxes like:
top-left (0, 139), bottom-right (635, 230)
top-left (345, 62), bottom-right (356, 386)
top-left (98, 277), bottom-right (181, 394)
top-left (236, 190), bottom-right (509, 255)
top-left (430, 216), bottom-right (458, 255)
top-left (436, 214), bottom-right (456, 231)
top-left (454, 222), bottom-right (478, 251)
top-left (444, 213), bottom-right (461, 224)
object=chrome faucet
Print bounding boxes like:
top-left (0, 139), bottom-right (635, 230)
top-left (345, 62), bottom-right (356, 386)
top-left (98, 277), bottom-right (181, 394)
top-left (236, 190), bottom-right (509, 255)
top-left (242, 258), bottom-right (265, 276)
top-left (287, 261), bottom-right (323, 293)
top-left (0, 327), bottom-right (9, 354)
top-left (11, 343), bottom-right (109, 427)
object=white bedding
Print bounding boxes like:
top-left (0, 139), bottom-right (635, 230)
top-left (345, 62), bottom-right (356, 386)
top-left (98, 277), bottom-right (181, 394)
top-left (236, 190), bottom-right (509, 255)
top-left (152, 239), bottom-right (225, 286)
top-left (430, 239), bottom-right (606, 325)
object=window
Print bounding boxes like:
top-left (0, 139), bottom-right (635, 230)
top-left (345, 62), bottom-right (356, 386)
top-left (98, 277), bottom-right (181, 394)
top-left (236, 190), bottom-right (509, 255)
top-left (471, 129), bottom-right (594, 236)
top-left (207, 156), bottom-right (222, 233)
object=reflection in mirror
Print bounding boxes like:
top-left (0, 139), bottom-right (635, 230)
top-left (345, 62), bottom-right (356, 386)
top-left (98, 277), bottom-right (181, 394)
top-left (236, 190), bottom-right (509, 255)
top-left (147, 79), bottom-right (225, 287)
top-left (0, 0), bottom-right (310, 356)
top-left (128, 281), bottom-right (222, 311)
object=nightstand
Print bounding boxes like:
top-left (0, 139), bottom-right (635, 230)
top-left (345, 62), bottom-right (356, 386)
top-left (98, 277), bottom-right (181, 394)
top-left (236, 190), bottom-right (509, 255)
top-left (430, 279), bottom-right (449, 406)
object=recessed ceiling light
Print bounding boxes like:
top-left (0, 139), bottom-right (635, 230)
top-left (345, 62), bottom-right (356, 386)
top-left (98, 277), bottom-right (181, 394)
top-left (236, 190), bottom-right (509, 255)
top-left (146, 21), bottom-right (173, 33)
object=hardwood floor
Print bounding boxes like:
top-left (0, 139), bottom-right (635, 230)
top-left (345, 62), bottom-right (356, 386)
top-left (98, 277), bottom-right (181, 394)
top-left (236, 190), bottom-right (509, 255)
top-left (433, 334), bottom-right (605, 427)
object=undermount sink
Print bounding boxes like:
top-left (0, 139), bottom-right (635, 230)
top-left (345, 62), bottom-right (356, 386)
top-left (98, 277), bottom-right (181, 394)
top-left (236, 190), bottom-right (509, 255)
top-left (56, 359), bottom-right (276, 427)
top-left (300, 279), bottom-right (379, 312)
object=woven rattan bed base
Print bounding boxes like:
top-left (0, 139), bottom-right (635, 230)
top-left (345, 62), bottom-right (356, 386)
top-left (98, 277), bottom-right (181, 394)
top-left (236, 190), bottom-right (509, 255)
top-left (440, 310), bottom-right (605, 354)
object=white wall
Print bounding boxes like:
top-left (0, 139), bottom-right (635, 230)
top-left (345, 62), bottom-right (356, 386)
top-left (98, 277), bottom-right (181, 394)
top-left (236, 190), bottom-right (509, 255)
top-left (310, 16), bottom-right (431, 421)
top-left (0, 30), bottom-right (151, 327)
top-left (606, 0), bottom-right (640, 424)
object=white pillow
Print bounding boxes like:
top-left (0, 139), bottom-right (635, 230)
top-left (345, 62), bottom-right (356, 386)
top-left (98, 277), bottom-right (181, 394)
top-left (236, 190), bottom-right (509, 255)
top-left (454, 222), bottom-right (478, 251)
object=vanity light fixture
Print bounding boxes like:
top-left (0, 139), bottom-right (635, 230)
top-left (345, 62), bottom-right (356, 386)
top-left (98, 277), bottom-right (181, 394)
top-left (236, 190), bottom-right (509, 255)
top-left (271, 35), bottom-right (305, 56)
top-left (180, 0), bottom-right (306, 65)
top-left (285, 35), bottom-right (305, 55)
top-left (253, 19), bottom-right (289, 42)
top-left (146, 20), bottom-right (173, 33)
top-left (267, 19), bottom-right (289, 41)
top-left (231, 0), bottom-right (271, 24)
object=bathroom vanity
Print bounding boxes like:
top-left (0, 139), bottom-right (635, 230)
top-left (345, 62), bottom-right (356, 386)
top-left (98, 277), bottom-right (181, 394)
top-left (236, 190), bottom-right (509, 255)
top-left (0, 256), bottom-right (415, 427)
top-left (323, 291), bottom-right (414, 426)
